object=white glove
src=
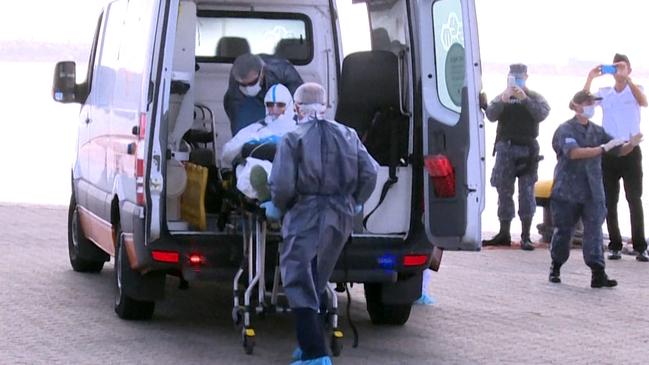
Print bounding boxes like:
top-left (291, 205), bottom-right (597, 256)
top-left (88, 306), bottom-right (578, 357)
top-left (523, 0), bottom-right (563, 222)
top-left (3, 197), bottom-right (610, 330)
top-left (629, 133), bottom-right (644, 147)
top-left (601, 138), bottom-right (625, 152)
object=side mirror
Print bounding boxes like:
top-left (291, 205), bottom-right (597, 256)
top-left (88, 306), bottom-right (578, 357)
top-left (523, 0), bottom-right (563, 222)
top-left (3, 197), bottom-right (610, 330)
top-left (52, 61), bottom-right (77, 103)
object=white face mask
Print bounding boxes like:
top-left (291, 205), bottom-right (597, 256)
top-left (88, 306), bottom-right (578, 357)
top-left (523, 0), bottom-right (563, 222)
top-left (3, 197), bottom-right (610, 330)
top-left (240, 81), bottom-right (262, 97)
top-left (580, 105), bottom-right (595, 118)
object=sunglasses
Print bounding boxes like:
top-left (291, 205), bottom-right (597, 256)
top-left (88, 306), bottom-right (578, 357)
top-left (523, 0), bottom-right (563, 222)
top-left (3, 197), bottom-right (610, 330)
top-left (265, 102), bottom-right (286, 108)
top-left (238, 72), bottom-right (261, 87)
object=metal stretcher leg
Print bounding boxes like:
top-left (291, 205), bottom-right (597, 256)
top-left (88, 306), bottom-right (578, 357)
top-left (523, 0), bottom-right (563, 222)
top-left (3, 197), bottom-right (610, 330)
top-left (326, 283), bottom-right (343, 357)
top-left (232, 213), bottom-right (253, 325)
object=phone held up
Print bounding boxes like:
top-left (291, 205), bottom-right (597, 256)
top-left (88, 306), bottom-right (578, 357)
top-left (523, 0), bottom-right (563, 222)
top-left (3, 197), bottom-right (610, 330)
top-left (601, 64), bottom-right (617, 75)
top-left (507, 75), bottom-right (516, 88)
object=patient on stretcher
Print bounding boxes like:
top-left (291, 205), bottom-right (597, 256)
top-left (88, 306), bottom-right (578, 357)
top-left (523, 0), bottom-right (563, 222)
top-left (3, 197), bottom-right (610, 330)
top-left (220, 84), bottom-right (297, 201)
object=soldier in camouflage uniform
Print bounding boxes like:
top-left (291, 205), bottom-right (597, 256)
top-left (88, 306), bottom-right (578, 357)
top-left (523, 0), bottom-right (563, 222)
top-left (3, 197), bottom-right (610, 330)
top-left (483, 64), bottom-right (550, 250)
top-left (548, 90), bottom-right (642, 287)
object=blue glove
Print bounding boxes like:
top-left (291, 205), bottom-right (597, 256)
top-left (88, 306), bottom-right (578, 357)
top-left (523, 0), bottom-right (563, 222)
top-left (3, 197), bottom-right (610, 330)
top-left (260, 201), bottom-right (282, 221)
top-left (256, 135), bottom-right (281, 145)
top-left (354, 204), bottom-right (363, 215)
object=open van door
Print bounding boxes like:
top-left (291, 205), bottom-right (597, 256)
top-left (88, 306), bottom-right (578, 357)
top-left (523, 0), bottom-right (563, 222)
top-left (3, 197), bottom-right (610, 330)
top-left (416, 0), bottom-right (484, 250)
top-left (146, 0), bottom-right (182, 241)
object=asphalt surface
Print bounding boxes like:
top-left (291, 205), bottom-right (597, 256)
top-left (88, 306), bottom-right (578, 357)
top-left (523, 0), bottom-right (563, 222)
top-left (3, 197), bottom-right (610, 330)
top-left (2, 203), bottom-right (649, 364)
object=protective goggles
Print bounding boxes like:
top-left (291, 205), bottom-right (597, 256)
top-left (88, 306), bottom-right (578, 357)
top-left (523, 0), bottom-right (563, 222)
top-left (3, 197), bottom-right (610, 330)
top-left (265, 102), bottom-right (286, 108)
top-left (238, 72), bottom-right (261, 87)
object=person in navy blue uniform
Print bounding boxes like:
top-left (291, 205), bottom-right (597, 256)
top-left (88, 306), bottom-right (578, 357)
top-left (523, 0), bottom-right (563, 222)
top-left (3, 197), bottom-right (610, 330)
top-left (483, 64), bottom-right (550, 250)
top-left (224, 53), bottom-right (303, 135)
top-left (548, 90), bottom-right (643, 288)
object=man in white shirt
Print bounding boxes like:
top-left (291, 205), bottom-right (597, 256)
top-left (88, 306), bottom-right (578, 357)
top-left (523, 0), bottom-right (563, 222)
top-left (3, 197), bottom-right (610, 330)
top-left (584, 53), bottom-right (649, 262)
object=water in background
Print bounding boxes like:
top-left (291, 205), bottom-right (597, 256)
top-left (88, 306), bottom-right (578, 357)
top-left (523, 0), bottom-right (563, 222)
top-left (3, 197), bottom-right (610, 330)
top-left (1, 61), bottom-right (646, 240)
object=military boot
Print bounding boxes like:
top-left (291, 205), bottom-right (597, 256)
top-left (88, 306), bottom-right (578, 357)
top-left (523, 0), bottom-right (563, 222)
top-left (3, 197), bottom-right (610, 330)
top-left (591, 269), bottom-right (617, 288)
top-left (548, 262), bottom-right (561, 283)
top-left (482, 220), bottom-right (511, 246)
top-left (520, 218), bottom-right (535, 251)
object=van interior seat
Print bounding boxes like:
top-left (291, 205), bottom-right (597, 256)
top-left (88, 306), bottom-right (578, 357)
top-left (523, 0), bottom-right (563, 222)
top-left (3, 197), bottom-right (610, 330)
top-left (334, 50), bottom-right (408, 166)
top-left (274, 38), bottom-right (309, 61)
top-left (215, 37), bottom-right (251, 59)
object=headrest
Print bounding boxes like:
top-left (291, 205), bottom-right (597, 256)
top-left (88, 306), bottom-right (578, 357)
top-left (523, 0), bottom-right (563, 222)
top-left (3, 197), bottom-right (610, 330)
top-left (274, 38), bottom-right (309, 61)
top-left (215, 37), bottom-right (251, 59)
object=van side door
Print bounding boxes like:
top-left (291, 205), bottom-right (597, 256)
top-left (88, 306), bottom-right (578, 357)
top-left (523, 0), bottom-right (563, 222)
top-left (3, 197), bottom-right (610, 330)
top-left (416, 0), bottom-right (484, 250)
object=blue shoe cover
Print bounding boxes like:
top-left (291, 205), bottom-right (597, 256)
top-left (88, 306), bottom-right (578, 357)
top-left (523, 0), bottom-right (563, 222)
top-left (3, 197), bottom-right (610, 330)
top-left (414, 293), bottom-right (436, 306)
top-left (291, 347), bottom-right (303, 362)
top-left (292, 356), bottom-right (333, 365)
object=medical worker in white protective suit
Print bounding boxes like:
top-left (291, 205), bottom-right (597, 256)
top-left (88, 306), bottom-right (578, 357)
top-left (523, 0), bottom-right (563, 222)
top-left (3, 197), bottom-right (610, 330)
top-left (221, 83), bottom-right (296, 167)
top-left (220, 84), bottom-right (297, 200)
top-left (264, 83), bottom-right (378, 364)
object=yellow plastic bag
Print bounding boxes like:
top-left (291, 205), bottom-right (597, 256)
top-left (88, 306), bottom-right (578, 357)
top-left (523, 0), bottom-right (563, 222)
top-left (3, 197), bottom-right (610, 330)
top-left (181, 163), bottom-right (208, 231)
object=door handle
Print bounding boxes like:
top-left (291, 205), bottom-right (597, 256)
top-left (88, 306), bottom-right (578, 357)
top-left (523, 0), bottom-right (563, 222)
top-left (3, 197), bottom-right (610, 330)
top-left (85, 117), bottom-right (92, 124)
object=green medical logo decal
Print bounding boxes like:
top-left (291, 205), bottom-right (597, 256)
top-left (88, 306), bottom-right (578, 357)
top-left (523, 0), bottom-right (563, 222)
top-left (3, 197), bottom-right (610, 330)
top-left (445, 42), bottom-right (465, 107)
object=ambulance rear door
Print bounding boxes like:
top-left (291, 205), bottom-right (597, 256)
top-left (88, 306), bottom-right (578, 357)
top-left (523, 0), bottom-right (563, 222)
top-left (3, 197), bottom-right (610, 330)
top-left (416, 0), bottom-right (484, 250)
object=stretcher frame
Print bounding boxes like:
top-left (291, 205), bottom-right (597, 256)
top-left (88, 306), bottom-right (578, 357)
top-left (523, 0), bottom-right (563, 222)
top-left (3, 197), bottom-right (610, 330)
top-left (230, 202), bottom-right (343, 356)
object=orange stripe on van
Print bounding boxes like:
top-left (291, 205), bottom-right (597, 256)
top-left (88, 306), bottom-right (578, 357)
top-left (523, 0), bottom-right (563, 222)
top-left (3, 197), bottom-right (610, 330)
top-left (77, 206), bottom-right (115, 256)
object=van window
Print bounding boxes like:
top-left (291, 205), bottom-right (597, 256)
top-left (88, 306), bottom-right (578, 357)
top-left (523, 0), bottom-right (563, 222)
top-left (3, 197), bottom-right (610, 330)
top-left (196, 11), bottom-right (313, 65)
top-left (94, 1), bottom-right (128, 107)
top-left (432, 0), bottom-right (466, 113)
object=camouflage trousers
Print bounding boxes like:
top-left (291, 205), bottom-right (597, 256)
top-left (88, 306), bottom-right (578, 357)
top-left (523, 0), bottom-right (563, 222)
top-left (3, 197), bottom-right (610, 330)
top-left (490, 140), bottom-right (538, 221)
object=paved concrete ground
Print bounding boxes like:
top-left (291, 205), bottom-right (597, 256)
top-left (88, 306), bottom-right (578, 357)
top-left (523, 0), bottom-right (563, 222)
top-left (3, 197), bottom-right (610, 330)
top-left (2, 203), bottom-right (649, 365)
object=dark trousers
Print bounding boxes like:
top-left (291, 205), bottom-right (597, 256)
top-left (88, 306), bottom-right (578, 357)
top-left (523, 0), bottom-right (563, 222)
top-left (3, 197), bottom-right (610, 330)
top-left (550, 198), bottom-right (606, 270)
top-left (602, 146), bottom-right (647, 252)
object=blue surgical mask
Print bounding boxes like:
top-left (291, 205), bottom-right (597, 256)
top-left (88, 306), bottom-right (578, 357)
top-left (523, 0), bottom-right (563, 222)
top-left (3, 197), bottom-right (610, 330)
top-left (515, 78), bottom-right (525, 88)
top-left (580, 105), bottom-right (595, 119)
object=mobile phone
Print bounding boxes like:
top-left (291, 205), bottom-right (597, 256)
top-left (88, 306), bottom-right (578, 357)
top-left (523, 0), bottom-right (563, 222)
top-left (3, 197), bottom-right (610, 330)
top-left (507, 75), bottom-right (516, 88)
top-left (601, 64), bottom-right (617, 75)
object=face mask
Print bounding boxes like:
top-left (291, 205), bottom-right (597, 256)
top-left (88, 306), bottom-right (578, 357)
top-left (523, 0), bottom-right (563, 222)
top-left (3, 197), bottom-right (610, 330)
top-left (580, 105), bottom-right (595, 118)
top-left (515, 78), bottom-right (525, 88)
top-left (240, 81), bottom-right (262, 97)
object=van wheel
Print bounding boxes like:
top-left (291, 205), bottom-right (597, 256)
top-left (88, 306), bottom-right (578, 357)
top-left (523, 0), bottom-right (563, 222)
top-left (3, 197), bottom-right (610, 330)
top-left (363, 283), bottom-right (412, 325)
top-left (68, 195), bottom-right (105, 273)
top-left (114, 227), bottom-right (155, 320)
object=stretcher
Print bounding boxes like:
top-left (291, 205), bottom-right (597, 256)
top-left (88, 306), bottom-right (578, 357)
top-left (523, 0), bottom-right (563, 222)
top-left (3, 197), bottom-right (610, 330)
top-left (228, 192), bottom-right (344, 356)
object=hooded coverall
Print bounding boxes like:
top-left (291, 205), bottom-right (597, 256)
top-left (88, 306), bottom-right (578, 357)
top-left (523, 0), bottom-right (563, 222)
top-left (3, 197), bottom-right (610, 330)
top-left (269, 117), bottom-right (378, 360)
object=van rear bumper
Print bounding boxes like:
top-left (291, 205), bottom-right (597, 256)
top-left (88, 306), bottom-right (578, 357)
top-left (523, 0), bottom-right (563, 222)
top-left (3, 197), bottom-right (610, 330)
top-left (331, 236), bottom-right (434, 283)
top-left (142, 233), bottom-right (433, 284)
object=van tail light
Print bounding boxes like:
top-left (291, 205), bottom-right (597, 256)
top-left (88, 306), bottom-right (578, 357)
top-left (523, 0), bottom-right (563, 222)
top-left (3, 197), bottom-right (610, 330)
top-left (135, 158), bottom-right (145, 205)
top-left (188, 253), bottom-right (205, 267)
top-left (424, 154), bottom-right (456, 198)
top-left (152, 250), bottom-right (179, 263)
top-left (403, 254), bottom-right (429, 267)
top-left (138, 112), bottom-right (147, 140)
top-left (134, 112), bottom-right (147, 205)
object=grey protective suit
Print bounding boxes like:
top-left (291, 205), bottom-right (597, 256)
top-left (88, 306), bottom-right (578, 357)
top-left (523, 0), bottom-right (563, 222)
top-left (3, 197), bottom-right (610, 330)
top-left (269, 118), bottom-right (378, 311)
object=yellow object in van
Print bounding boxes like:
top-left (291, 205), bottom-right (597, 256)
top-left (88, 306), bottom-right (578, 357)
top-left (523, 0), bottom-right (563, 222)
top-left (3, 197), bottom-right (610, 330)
top-left (534, 179), bottom-right (553, 204)
top-left (182, 163), bottom-right (208, 231)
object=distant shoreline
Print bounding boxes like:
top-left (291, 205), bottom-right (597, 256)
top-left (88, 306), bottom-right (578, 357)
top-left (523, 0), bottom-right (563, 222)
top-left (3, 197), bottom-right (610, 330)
top-left (2, 41), bottom-right (647, 78)
top-left (0, 41), bottom-right (90, 63)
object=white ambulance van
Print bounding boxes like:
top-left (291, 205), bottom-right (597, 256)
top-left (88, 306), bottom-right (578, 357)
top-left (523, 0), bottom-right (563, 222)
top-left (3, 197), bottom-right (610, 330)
top-left (53, 0), bottom-right (484, 325)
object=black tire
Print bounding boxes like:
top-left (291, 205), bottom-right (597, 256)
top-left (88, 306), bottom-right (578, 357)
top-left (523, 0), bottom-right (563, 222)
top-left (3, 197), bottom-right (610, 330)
top-left (242, 329), bottom-right (255, 355)
top-left (68, 195), bottom-right (105, 273)
top-left (330, 333), bottom-right (343, 357)
top-left (364, 283), bottom-right (412, 326)
top-left (114, 227), bottom-right (155, 320)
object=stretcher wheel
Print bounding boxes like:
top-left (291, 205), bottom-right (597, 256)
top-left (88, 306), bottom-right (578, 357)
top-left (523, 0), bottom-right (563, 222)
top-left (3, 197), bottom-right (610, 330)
top-left (242, 328), bottom-right (255, 355)
top-left (330, 330), bottom-right (343, 357)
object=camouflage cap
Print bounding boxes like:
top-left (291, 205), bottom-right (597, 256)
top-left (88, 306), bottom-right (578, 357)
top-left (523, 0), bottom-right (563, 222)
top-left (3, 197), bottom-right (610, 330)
top-left (613, 53), bottom-right (630, 67)
top-left (569, 90), bottom-right (602, 110)
top-left (509, 63), bottom-right (527, 76)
